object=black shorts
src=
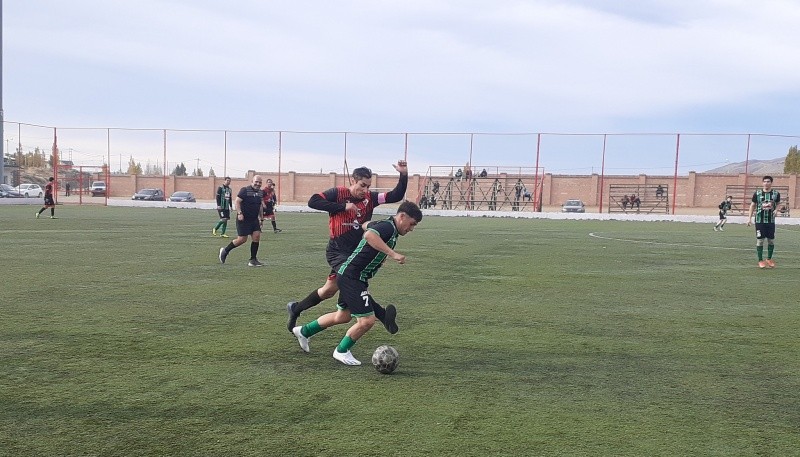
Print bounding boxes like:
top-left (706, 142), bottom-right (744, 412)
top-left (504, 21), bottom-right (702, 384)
top-left (719, 211), bottom-right (727, 220)
top-left (263, 204), bottom-right (275, 217)
top-left (336, 275), bottom-right (378, 317)
top-left (44, 195), bottom-right (55, 206)
top-left (236, 218), bottom-right (261, 237)
top-left (325, 240), bottom-right (352, 278)
top-left (754, 222), bottom-right (776, 240)
top-left (218, 209), bottom-right (230, 219)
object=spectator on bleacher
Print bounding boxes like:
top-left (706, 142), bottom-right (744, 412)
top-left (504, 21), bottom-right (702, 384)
top-left (622, 194), bottom-right (629, 210)
top-left (479, 168), bottom-right (488, 178)
top-left (432, 180), bottom-right (440, 195)
top-left (656, 184), bottom-right (665, 198)
top-left (464, 163), bottom-right (473, 181)
top-left (714, 195), bottom-right (732, 231)
top-left (455, 169), bottom-right (463, 181)
top-left (522, 187), bottom-right (532, 202)
top-left (631, 194), bottom-right (641, 211)
top-left (513, 179), bottom-right (523, 211)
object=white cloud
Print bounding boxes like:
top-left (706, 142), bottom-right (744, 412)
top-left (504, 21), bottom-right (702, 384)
top-left (6, 0), bottom-right (800, 173)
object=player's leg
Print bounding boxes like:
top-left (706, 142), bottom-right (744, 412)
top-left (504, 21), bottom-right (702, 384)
top-left (332, 279), bottom-right (377, 365)
top-left (765, 224), bottom-right (776, 267)
top-left (755, 225), bottom-right (766, 268)
top-left (292, 307), bottom-right (352, 353)
top-left (287, 275), bottom-right (338, 331)
top-left (248, 228), bottom-right (263, 267)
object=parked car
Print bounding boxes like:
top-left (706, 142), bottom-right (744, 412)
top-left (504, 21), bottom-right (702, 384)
top-left (90, 181), bottom-right (107, 197)
top-left (131, 188), bottom-right (165, 201)
top-left (17, 183), bottom-right (43, 198)
top-left (169, 191), bottom-right (196, 202)
top-left (0, 183), bottom-right (24, 198)
top-left (561, 199), bottom-right (586, 213)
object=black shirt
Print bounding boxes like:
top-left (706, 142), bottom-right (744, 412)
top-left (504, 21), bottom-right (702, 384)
top-left (237, 186), bottom-right (263, 221)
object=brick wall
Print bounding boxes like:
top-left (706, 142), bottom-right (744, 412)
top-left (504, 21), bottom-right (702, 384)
top-left (101, 171), bottom-right (798, 209)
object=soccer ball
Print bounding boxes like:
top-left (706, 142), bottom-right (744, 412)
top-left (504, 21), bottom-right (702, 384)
top-left (371, 345), bottom-right (399, 374)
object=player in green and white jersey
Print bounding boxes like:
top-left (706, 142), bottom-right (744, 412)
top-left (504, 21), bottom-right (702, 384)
top-left (747, 175), bottom-right (780, 269)
top-left (212, 177), bottom-right (233, 238)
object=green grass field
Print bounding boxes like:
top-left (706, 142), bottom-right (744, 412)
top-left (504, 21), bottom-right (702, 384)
top-left (1, 205), bottom-right (799, 456)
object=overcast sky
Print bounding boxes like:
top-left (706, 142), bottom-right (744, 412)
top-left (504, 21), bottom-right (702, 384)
top-left (5, 0), bottom-right (800, 176)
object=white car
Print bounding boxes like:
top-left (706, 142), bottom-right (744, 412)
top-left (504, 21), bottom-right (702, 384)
top-left (90, 181), bottom-right (107, 197)
top-left (17, 183), bottom-right (44, 198)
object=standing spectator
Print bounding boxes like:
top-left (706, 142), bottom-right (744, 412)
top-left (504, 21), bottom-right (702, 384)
top-left (212, 177), bottom-right (233, 238)
top-left (35, 177), bottom-right (57, 219)
top-left (218, 175), bottom-right (265, 267)
top-left (513, 179), bottom-right (523, 211)
top-left (286, 161), bottom-right (408, 333)
top-left (747, 176), bottom-right (781, 269)
top-left (464, 163), bottom-right (473, 181)
top-left (291, 201), bottom-right (423, 366)
top-left (714, 195), bottom-right (733, 231)
top-left (65, 182), bottom-right (71, 197)
top-left (432, 180), bottom-right (440, 195)
top-left (262, 178), bottom-right (282, 233)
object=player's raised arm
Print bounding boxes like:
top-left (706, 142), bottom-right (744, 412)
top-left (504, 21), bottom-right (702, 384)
top-left (381, 160), bottom-right (409, 204)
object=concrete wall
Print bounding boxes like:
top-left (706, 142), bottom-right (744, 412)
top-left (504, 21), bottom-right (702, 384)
top-left (101, 171), bottom-right (798, 209)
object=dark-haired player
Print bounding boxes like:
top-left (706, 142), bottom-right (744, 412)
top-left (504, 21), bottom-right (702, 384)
top-left (262, 179), bottom-right (282, 233)
top-left (714, 195), bottom-right (732, 231)
top-left (747, 175), bottom-right (780, 268)
top-left (292, 201), bottom-right (423, 365)
top-left (212, 177), bottom-right (233, 238)
top-left (35, 177), bottom-right (57, 219)
top-left (286, 160), bottom-right (408, 333)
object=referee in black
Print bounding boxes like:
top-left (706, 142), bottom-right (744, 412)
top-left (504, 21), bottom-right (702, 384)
top-left (219, 175), bottom-right (265, 267)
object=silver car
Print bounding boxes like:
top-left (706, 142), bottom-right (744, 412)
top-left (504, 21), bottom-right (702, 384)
top-left (561, 199), bottom-right (586, 213)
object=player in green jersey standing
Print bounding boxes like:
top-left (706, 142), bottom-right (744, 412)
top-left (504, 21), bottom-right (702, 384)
top-left (747, 176), bottom-right (780, 269)
top-left (212, 177), bottom-right (233, 238)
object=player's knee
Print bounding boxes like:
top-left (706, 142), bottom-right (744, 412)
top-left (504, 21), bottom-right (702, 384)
top-left (756, 238), bottom-right (765, 247)
top-left (357, 315), bottom-right (377, 330)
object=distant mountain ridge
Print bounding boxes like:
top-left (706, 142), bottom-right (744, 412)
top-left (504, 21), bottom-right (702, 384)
top-left (704, 157), bottom-right (785, 175)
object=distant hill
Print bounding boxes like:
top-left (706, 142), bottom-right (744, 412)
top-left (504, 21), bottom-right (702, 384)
top-left (704, 157), bottom-right (785, 175)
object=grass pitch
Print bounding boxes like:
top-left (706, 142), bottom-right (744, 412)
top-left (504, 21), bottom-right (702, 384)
top-left (1, 205), bottom-right (799, 456)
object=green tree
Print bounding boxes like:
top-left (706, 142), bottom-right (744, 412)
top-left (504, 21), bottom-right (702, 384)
top-left (172, 162), bottom-right (187, 176)
top-left (127, 156), bottom-right (142, 175)
top-left (784, 145), bottom-right (800, 174)
top-left (208, 167), bottom-right (216, 177)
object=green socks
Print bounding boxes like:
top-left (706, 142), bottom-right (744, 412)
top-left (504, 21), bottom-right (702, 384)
top-left (336, 336), bottom-right (356, 354)
top-left (301, 320), bottom-right (325, 338)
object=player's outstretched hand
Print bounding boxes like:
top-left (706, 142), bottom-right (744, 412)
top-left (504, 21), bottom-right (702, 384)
top-left (393, 160), bottom-right (408, 175)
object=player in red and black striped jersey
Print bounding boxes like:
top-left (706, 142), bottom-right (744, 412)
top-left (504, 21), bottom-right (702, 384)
top-left (35, 177), bottom-right (57, 219)
top-left (261, 179), bottom-right (282, 233)
top-left (287, 160), bottom-right (408, 334)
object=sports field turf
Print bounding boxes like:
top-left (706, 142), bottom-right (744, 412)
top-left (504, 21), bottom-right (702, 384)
top-left (1, 205), bottom-right (799, 456)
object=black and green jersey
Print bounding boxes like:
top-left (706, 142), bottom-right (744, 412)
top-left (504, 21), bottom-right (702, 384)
top-left (338, 217), bottom-right (398, 282)
top-left (216, 185), bottom-right (233, 210)
top-left (752, 189), bottom-right (780, 224)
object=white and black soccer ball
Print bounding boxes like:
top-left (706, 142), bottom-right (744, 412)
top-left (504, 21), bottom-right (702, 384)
top-left (371, 345), bottom-right (399, 374)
